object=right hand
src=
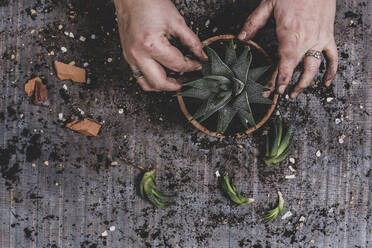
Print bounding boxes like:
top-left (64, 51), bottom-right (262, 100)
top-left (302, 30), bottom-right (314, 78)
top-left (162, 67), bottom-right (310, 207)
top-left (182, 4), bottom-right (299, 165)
top-left (114, 0), bottom-right (207, 91)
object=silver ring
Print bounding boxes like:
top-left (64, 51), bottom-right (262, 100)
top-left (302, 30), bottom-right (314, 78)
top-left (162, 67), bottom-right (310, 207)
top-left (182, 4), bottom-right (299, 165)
top-left (305, 50), bottom-right (322, 60)
top-left (133, 70), bottom-right (144, 79)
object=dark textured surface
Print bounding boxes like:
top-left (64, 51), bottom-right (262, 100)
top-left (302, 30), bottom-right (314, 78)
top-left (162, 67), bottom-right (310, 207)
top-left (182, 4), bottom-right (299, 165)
top-left (0, 0), bottom-right (371, 247)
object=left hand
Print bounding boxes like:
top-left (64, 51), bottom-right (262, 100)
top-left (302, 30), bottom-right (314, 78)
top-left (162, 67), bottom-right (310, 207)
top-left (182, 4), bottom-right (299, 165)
top-left (238, 0), bottom-right (338, 98)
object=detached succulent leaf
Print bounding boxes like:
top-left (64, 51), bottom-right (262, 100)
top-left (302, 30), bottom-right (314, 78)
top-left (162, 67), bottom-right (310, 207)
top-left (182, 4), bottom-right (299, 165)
top-left (139, 169), bottom-right (175, 208)
top-left (263, 120), bottom-right (293, 166)
top-left (179, 39), bottom-right (273, 134)
top-left (263, 191), bottom-right (284, 222)
top-left (220, 172), bottom-right (254, 205)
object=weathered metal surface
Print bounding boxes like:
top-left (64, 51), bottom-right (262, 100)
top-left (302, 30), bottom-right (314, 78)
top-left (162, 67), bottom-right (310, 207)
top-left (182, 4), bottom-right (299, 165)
top-left (0, 0), bottom-right (371, 247)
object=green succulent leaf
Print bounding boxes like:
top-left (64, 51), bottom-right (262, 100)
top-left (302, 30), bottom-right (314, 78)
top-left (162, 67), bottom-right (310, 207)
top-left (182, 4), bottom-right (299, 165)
top-left (270, 120), bottom-right (283, 157)
top-left (202, 62), bottom-right (211, 76)
top-left (177, 87), bottom-right (211, 100)
top-left (217, 104), bottom-right (238, 134)
top-left (139, 169), bottom-right (175, 208)
top-left (231, 46), bottom-right (252, 83)
top-left (183, 78), bottom-right (219, 92)
top-left (220, 172), bottom-right (254, 205)
top-left (248, 93), bottom-right (273, 105)
top-left (225, 39), bottom-right (237, 66)
top-left (205, 46), bottom-right (235, 79)
top-left (193, 91), bottom-right (232, 122)
top-left (263, 191), bottom-right (284, 222)
top-left (249, 65), bottom-right (271, 81)
top-left (277, 125), bottom-right (293, 155)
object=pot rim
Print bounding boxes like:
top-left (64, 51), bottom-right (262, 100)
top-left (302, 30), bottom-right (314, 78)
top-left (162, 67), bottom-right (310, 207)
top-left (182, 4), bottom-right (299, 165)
top-left (177, 34), bottom-right (279, 138)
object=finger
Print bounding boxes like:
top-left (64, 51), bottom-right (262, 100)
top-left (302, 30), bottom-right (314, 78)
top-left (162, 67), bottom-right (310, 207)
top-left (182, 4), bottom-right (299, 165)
top-left (172, 20), bottom-right (208, 61)
top-left (130, 64), bottom-right (158, 91)
top-left (323, 41), bottom-right (338, 87)
top-left (149, 36), bottom-right (202, 72)
top-left (137, 57), bottom-right (183, 91)
top-left (238, 0), bottom-right (274, 41)
top-left (276, 51), bottom-right (298, 95)
top-left (291, 55), bottom-right (321, 98)
top-left (262, 66), bottom-right (278, 97)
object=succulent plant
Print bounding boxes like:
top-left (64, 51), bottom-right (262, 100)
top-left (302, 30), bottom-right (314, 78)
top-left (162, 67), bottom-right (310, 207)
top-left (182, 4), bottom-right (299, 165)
top-left (263, 191), bottom-right (284, 222)
top-left (263, 120), bottom-right (293, 166)
top-left (178, 39), bottom-right (273, 134)
top-left (220, 172), bottom-right (254, 205)
top-left (139, 169), bottom-right (175, 208)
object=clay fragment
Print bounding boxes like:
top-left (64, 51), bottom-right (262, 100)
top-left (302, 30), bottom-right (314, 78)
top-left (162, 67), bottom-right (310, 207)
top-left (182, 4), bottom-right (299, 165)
top-left (54, 61), bottom-right (86, 83)
top-left (66, 118), bottom-right (101, 136)
top-left (24, 77), bottom-right (50, 106)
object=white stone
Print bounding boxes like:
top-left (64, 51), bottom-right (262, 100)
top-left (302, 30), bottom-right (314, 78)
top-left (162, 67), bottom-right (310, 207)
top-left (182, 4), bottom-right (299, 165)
top-left (205, 19), bottom-right (210, 27)
top-left (335, 118), bottom-right (341, 124)
top-left (212, 27), bottom-right (218, 33)
top-left (61, 47), bottom-right (67, 53)
top-left (289, 157), bottom-right (295, 164)
top-left (62, 84), bottom-right (68, 90)
top-left (118, 108), bottom-right (124, 114)
top-left (58, 113), bottom-right (63, 120)
top-left (281, 211), bottom-right (293, 220)
top-left (109, 226), bottom-right (116, 231)
top-left (79, 36), bottom-right (86, 42)
top-left (215, 170), bottom-right (220, 177)
top-left (83, 62), bottom-right (89, 67)
top-left (69, 32), bottom-right (74, 38)
top-left (285, 175), bottom-right (296, 179)
top-left (316, 150), bottom-right (321, 157)
top-left (91, 34), bottom-right (96, 39)
top-left (107, 58), bottom-right (113, 63)
top-left (326, 97), bottom-right (333, 102)
top-left (299, 216), bottom-right (306, 222)
top-left (101, 231), bottom-right (108, 237)
top-left (289, 165), bottom-right (296, 172)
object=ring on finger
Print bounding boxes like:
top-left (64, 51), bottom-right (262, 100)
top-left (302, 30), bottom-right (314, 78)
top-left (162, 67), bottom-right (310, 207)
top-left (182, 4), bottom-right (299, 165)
top-left (305, 50), bottom-right (322, 60)
top-left (133, 70), bottom-right (145, 79)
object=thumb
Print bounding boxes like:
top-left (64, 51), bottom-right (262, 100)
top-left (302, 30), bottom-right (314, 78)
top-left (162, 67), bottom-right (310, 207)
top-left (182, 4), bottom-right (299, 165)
top-left (172, 20), bottom-right (208, 61)
top-left (238, 0), bottom-right (274, 41)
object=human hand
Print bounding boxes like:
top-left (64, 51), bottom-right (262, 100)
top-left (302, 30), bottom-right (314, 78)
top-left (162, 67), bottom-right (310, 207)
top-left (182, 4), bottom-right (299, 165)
top-left (114, 0), bottom-right (207, 91)
top-left (238, 0), bottom-right (338, 98)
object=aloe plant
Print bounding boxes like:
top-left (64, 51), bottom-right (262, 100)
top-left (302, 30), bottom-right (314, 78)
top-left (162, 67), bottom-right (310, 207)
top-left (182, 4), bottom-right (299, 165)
top-left (139, 169), bottom-right (175, 208)
top-left (178, 39), bottom-right (273, 134)
top-left (220, 172), bottom-right (254, 205)
top-left (263, 120), bottom-right (293, 166)
top-left (263, 191), bottom-right (284, 222)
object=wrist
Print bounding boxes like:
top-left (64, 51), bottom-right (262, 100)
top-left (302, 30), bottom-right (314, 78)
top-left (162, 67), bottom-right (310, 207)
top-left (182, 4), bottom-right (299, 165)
top-left (114, 0), bottom-right (136, 13)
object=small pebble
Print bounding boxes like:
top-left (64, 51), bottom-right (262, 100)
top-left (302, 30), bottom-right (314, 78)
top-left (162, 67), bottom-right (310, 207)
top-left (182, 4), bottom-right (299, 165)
top-left (289, 157), bottom-right (295, 164)
top-left (118, 108), bottom-right (124, 114)
top-left (44, 161), bottom-right (49, 166)
top-left (212, 27), bottom-right (218, 33)
top-left (77, 108), bottom-right (85, 115)
top-left (299, 216), bottom-right (306, 222)
top-left (111, 161), bottom-right (118, 166)
top-left (107, 58), bottom-right (113, 63)
top-left (285, 175), bottom-right (296, 179)
top-left (58, 113), bottom-right (63, 120)
top-left (62, 84), bottom-right (68, 90)
top-left (32, 163), bottom-right (36, 167)
top-left (338, 134), bottom-right (345, 144)
top-left (289, 165), bottom-right (296, 172)
top-left (205, 19), bottom-right (210, 27)
top-left (58, 24), bottom-right (63, 30)
top-left (61, 47), bottom-right (67, 53)
top-left (64, 31), bottom-right (69, 36)
top-left (215, 170), bottom-right (220, 177)
top-left (91, 34), bottom-right (96, 39)
top-left (83, 62), bottom-right (89, 67)
top-left (69, 32), bottom-right (74, 38)
top-left (281, 211), bottom-right (293, 220)
top-left (316, 150), bottom-right (321, 157)
top-left (326, 97), bottom-right (333, 102)
top-left (335, 118), bottom-right (341, 124)
top-left (79, 36), bottom-right (86, 42)
top-left (10, 54), bottom-right (15, 60)
top-left (101, 231), bottom-right (108, 237)
top-left (109, 226), bottom-right (116, 232)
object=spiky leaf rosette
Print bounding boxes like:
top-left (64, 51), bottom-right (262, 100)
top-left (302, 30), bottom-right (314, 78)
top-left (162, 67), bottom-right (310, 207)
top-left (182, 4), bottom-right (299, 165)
top-left (178, 39), bottom-right (273, 134)
top-left (263, 120), bottom-right (293, 166)
top-left (139, 169), bottom-right (175, 208)
top-left (220, 172), bottom-right (254, 205)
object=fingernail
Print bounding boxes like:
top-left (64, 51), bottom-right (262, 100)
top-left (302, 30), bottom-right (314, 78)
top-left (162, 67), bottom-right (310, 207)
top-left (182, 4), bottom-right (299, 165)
top-left (278, 85), bottom-right (286, 94)
top-left (325, 80), bottom-right (331, 87)
top-left (238, 31), bottom-right (247, 40)
top-left (201, 50), bottom-right (208, 60)
top-left (196, 64), bottom-right (202, 70)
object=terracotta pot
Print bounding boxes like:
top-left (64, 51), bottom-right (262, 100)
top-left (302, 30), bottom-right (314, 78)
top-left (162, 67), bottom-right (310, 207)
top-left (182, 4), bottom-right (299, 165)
top-left (177, 34), bottom-right (279, 138)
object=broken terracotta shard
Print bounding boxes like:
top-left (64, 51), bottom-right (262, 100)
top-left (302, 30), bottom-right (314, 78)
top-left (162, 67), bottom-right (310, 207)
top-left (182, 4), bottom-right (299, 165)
top-left (66, 118), bottom-right (102, 136)
top-left (24, 77), bottom-right (50, 106)
top-left (54, 61), bottom-right (86, 83)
